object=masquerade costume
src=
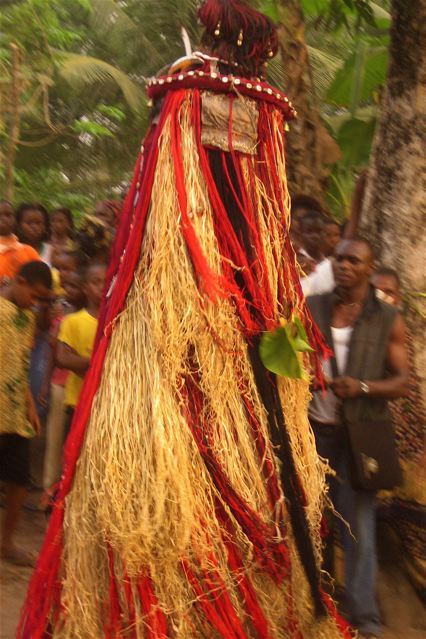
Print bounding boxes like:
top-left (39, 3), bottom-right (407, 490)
top-left (19, 2), bottom-right (349, 637)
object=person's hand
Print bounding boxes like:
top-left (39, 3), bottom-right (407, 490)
top-left (27, 395), bottom-right (41, 435)
top-left (330, 376), bottom-right (361, 399)
top-left (37, 381), bottom-right (49, 409)
top-left (298, 254), bottom-right (316, 276)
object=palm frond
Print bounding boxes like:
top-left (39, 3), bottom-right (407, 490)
top-left (306, 45), bottom-right (343, 96)
top-left (57, 52), bottom-right (145, 113)
top-left (370, 2), bottom-right (391, 21)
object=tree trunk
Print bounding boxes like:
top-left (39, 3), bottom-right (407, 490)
top-left (276, 0), bottom-right (341, 206)
top-left (4, 43), bottom-right (23, 201)
top-left (361, 0), bottom-right (426, 400)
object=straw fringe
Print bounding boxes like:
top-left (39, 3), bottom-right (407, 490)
top-left (51, 94), bottom-right (345, 638)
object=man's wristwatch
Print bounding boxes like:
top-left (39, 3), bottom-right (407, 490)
top-left (359, 380), bottom-right (370, 394)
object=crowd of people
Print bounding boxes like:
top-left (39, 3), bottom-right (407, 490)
top-left (0, 199), bottom-right (121, 566)
top-left (0, 190), bottom-right (424, 638)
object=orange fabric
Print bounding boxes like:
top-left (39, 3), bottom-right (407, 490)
top-left (0, 235), bottom-right (41, 282)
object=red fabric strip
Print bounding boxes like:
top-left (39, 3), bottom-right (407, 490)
top-left (182, 371), bottom-right (289, 582)
top-left (104, 546), bottom-right (123, 638)
top-left (137, 575), bottom-right (168, 639)
top-left (181, 560), bottom-right (242, 638)
top-left (170, 89), bottom-right (226, 301)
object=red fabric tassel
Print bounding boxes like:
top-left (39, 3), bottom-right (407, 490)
top-left (322, 594), bottom-right (353, 638)
top-left (181, 560), bottom-right (243, 639)
top-left (238, 381), bottom-right (285, 521)
top-left (182, 372), bottom-right (289, 582)
top-left (170, 90), bottom-right (227, 302)
top-left (191, 91), bottom-right (269, 335)
top-left (123, 570), bottom-right (137, 639)
top-left (201, 554), bottom-right (247, 639)
top-left (223, 534), bottom-right (274, 639)
top-left (137, 575), bottom-right (168, 638)
top-left (104, 546), bottom-right (123, 638)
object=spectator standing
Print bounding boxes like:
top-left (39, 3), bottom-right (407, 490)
top-left (0, 200), bottom-right (40, 286)
top-left (16, 203), bottom-right (52, 265)
top-left (41, 270), bottom-right (86, 496)
top-left (300, 211), bottom-right (335, 296)
top-left (56, 263), bottom-right (106, 436)
top-left (323, 218), bottom-right (342, 258)
top-left (371, 268), bottom-right (402, 307)
top-left (298, 210), bottom-right (326, 267)
top-left (0, 261), bottom-right (52, 566)
top-left (94, 199), bottom-right (120, 233)
top-left (50, 208), bottom-right (75, 267)
top-left (371, 267), bottom-right (426, 600)
top-left (55, 250), bottom-right (84, 287)
top-left (291, 194), bottom-right (323, 236)
top-left (307, 238), bottom-right (409, 638)
top-left (75, 215), bottom-right (113, 264)
top-left (16, 204), bottom-right (57, 484)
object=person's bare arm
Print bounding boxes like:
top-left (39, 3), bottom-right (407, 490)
top-left (365, 313), bottom-right (409, 398)
top-left (38, 333), bottom-right (56, 408)
top-left (331, 313), bottom-right (409, 400)
top-left (343, 170), bottom-right (368, 239)
top-left (56, 341), bottom-right (90, 377)
top-left (26, 387), bottom-right (41, 434)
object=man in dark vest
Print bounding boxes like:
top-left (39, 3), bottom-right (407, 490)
top-left (307, 237), bottom-right (408, 639)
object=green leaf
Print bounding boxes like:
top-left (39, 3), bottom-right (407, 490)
top-left (259, 317), bottom-right (314, 379)
top-left (327, 45), bottom-right (388, 107)
top-left (259, 0), bottom-right (279, 22)
top-left (292, 316), bottom-right (314, 352)
top-left (72, 119), bottom-right (114, 138)
top-left (336, 117), bottom-right (376, 167)
top-left (326, 166), bottom-right (357, 220)
top-left (323, 105), bottom-right (378, 134)
top-left (260, 327), bottom-right (305, 379)
top-left (299, 0), bottom-right (330, 16)
top-left (97, 104), bottom-right (126, 122)
top-left (370, 1), bottom-right (391, 22)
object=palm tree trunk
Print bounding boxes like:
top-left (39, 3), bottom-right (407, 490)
top-left (276, 0), bottom-right (341, 205)
top-left (4, 43), bottom-right (23, 201)
top-left (361, 0), bottom-right (426, 400)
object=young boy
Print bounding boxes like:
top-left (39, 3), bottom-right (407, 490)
top-left (0, 261), bottom-right (52, 565)
top-left (0, 200), bottom-right (40, 286)
top-left (57, 263), bottom-right (106, 434)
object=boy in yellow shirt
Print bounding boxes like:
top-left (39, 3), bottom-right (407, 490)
top-left (57, 263), bottom-right (106, 434)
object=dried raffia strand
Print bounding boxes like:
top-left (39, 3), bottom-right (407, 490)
top-left (54, 93), bottom-right (345, 638)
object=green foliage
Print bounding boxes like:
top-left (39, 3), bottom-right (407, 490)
top-left (57, 53), bottom-right (145, 114)
top-left (97, 105), bottom-right (126, 121)
top-left (13, 167), bottom-right (92, 213)
top-left (72, 119), bottom-right (114, 138)
top-left (326, 42), bottom-right (388, 109)
top-left (259, 0), bottom-right (280, 21)
top-left (0, 0), bottom-right (147, 206)
top-left (299, 0), bottom-right (390, 217)
top-left (300, 0), bottom-right (376, 28)
top-left (335, 117), bottom-right (377, 167)
top-left (0, 0), bottom-right (391, 219)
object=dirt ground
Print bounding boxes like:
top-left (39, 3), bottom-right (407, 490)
top-left (1, 495), bottom-right (425, 639)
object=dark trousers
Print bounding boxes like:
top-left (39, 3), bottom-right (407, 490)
top-left (311, 419), bottom-right (381, 635)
